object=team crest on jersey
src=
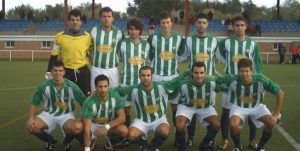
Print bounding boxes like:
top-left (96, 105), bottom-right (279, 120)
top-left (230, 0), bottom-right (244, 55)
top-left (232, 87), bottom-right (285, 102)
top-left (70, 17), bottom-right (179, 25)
top-left (55, 101), bottom-right (68, 110)
top-left (232, 55), bottom-right (247, 63)
top-left (192, 99), bottom-right (208, 106)
top-left (240, 96), bottom-right (255, 103)
top-left (160, 51), bottom-right (175, 60)
top-left (144, 104), bottom-right (159, 113)
top-left (195, 53), bottom-right (210, 61)
top-left (128, 56), bottom-right (144, 65)
top-left (94, 117), bottom-right (110, 124)
top-left (98, 44), bottom-right (113, 53)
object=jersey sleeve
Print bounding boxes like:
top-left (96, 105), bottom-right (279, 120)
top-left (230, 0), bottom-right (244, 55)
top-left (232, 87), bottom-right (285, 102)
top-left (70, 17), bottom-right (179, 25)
top-left (216, 74), bottom-right (236, 91)
top-left (81, 97), bottom-right (94, 120)
top-left (216, 39), bottom-right (226, 64)
top-left (117, 39), bottom-right (124, 62)
top-left (258, 74), bottom-right (281, 95)
top-left (177, 37), bottom-right (188, 62)
top-left (31, 85), bottom-right (45, 106)
top-left (253, 44), bottom-right (264, 73)
top-left (162, 70), bottom-right (190, 94)
top-left (147, 34), bottom-right (154, 62)
top-left (51, 33), bottom-right (61, 56)
top-left (114, 95), bottom-right (125, 112)
top-left (72, 83), bottom-right (87, 107)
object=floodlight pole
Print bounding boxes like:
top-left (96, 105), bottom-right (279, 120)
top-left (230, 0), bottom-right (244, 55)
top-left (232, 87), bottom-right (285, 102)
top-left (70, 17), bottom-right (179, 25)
top-left (277, 0), bottom-right (280, 19)
top-left (2, 0), bottom-right (5, 18)
top-left (92, 0), bottom-right (95, 19)
top-left (64, 0), bottom-right (69, 30)
top-left (184, 0), bottom-right (190, 36)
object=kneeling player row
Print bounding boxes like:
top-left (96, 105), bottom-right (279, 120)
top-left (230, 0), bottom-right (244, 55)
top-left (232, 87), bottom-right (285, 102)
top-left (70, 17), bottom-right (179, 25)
top-left (27, 59), bottom-right (283, 151)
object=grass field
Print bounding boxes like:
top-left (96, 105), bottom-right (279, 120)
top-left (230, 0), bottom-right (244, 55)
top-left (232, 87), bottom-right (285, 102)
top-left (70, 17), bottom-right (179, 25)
top-left (0, 60), bottom-right (299, 151)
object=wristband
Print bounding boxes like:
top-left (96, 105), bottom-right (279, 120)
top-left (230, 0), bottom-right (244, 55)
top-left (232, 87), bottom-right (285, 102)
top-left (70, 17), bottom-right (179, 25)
top-left (84, 147), bottom-right (90, 151)
top-left (105, 124), bottom-right (110, 130)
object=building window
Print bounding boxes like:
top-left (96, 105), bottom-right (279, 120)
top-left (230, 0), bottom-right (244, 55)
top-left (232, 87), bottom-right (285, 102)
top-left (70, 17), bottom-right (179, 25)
top-left (273, 43), bottom-right (279, 51)
top-left (5, 41), bottom-right (15, 48)
top-left (41, 41), bottom-right (51, 49)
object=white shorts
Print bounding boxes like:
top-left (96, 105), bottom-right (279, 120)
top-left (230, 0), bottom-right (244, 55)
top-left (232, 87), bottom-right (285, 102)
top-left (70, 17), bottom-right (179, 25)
top-left (153, 74), bottom-right (179, 104)
top-left (91, 123), bottom-right (106, 139)
top-left (37, 111), bottom-right (75, 134)
top-left (91, 66), bottom-right (119, 90)
top-left (176, 104), bottom-right (218, 126)
top-left (222, 92), bottom-right (231, 109)
top-left (130, 115), bottom-right (169, 135)
top-left (229, 104), bottom-right (271, 128)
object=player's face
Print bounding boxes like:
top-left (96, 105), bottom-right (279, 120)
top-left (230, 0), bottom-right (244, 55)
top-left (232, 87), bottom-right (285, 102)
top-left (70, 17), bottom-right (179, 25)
top-left (139, 69), bottom-right (152, 87)
top-left (192, 66), bottom-right (206, 85)
top-left (196, 18), bottom-right (208, 34)
top-left (160, 18), bottom-right (172, 33)
top-left (233, 20), bottom-right (247, 36)
top-left (128, 25), bottom-right (141, 40)
top-left (52, 66), bottom-right (65, 81)
top-left (101, 11), bottom-right (113, 28)
top-left (96, 80), bottom-right (109, 98)
top-left (239, 67), bottom-right (253, 84)
top-left (69, 15), bottom-right (82, 31)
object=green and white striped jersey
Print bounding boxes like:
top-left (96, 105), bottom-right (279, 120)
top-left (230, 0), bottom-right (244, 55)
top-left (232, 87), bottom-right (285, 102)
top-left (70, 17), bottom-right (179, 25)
top-left (127, 82), bottom-right (174, 123)
top-left (118, 38), bottom-right (150, 86)
top-left (178, 77), bottom-right (219, 109)
top-left (31, 79), bottom-right (86, 116)
top-left (217, 36), bottom-right (263, 75)
top-left (90, 25), bottom-right (124, 68)
top-left (185, 34), bottom-right (219, 75)
top-left (81, 90), bottom-right (124, 124)
top-left (217, 73), bottom-right (280, 108)
top-left (148, 31), bottom-right (186, 76)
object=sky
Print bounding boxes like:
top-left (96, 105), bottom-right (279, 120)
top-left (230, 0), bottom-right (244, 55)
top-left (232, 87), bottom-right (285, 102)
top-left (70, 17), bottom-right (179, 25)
top-left (0, 0), bottom-right (288, 12)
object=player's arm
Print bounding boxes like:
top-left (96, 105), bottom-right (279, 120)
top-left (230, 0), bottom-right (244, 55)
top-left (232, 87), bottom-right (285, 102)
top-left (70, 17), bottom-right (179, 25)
top-left (177, 37), bottom-right (188, 62)
top-left (45, 34), bottom-right (61, 80)
top-left (27, 86), bottom-right (43, 133)
top-left (83, 119), bottom-right (92, 150)
top-left (261, 74), bottom-right (284, 118)
top-left (273, 89), bottom-right (284, 118)
top-left (215, 39), bottom-right (226, 64)
top-left (81, 99), bottom-right (93, 150)
top-left (253, 44), bottom-right (264, 73)
top-left (74, 86), bottom-right (87, 107)
top-left (147, 34), bottom-right (154, 62)
top-left (109, 108), bottom-right (125, 129)
top-left (27, 104), bottom-right (38, 133)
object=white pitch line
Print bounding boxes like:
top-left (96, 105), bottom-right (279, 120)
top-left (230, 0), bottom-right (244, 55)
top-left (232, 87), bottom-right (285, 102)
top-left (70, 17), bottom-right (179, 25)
top-left (276, 125), bottom-right (300, 151)
top-left (0, 87), bottom-right (35, 91)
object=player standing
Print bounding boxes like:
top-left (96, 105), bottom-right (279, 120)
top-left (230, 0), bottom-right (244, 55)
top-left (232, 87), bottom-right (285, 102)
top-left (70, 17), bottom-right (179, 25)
top-left (45, 9), bottom-right (92, 96)
top-left (217, 16), bottom-right (263, 150)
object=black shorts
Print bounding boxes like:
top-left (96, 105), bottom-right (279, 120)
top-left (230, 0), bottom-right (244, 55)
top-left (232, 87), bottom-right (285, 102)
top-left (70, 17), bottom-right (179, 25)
top-left (64, 66), bottom-right (90, 96)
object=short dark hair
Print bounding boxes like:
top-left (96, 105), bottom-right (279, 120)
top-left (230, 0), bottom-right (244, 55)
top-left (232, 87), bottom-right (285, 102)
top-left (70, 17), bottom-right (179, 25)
top-left (196, 13), bottom-right (208, 21)
top-left (127, 19), bottom-right (144, 35)
top-left (232, 16), bottom-right (247, 25)
top-left (94, 74), bottom-right (109, 87)
top-left (68, 9), bottom-right (81, 20)
top-left (192, 62), bottom-right (206, 72)
top-left (52, 61), bottom-right (64, 70)
top-left (99, 7), bottom-right (113, 17)
top-left (159, 12), bottom-right (172, 22)
top-left (238, 58), bottom-right (252, 70)
top-left (139, 66), bottom-right (153, 75)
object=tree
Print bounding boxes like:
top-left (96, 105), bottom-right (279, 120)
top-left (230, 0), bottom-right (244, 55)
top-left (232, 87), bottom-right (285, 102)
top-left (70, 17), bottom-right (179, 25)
top-left (6, 4), bottom-right (33, 19)
top-left (127, 0), bottom-right (182, 18)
